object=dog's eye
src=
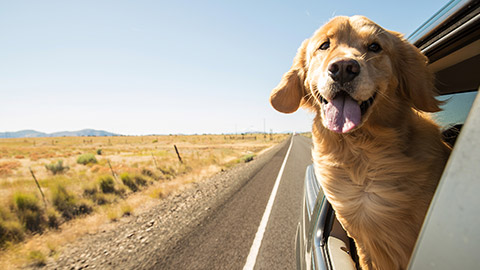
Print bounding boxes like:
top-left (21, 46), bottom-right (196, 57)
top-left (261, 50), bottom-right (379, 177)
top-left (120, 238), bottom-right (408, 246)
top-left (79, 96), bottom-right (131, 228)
top-left (319, 41), bottom-right (330, 50)
top-left (368, 43), bottom-right (382, 52)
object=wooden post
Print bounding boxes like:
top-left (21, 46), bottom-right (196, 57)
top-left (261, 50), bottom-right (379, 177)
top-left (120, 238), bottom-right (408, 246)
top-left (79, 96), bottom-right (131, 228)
top-left (174, 145), bottom-right (183, 164)
top-left (151, 153), bottom-right (160, 171)
top-left (29, 168), bottom-right (47, 210)
top-left (107, 160), bottom-right (120, 183)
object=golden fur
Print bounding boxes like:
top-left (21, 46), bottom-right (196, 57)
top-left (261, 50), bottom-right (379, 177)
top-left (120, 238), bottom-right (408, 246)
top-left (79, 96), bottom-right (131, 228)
top-left (270, 16), bottom-right (451, 269)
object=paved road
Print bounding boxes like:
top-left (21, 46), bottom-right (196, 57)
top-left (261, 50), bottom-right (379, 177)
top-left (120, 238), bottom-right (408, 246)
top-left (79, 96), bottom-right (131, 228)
top-left (153, 135), bottom-right (313, 269)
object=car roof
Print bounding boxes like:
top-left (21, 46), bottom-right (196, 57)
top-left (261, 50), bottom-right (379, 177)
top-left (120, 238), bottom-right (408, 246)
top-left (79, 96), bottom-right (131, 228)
top-left (408, 0), bottom-right (480, 95)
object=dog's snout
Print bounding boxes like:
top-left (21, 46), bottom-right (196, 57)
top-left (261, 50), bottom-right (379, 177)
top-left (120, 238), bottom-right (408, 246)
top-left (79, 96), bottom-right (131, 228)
top-left (328, 58), bottom-right (360, 85)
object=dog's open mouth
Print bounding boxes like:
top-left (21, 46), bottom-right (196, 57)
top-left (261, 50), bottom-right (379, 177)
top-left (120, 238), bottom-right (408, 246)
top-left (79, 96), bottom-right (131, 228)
top-left (318, 92), bottom-right (376, 133)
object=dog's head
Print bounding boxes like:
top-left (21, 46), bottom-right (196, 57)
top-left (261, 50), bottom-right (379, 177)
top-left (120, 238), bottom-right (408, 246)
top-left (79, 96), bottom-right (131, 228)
top-left (270, 16), bottom-right (440, 133)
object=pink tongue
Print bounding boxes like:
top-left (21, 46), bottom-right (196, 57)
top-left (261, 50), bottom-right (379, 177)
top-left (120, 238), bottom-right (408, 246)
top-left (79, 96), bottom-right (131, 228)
top-left (323, 94), bottom-right (361, 133)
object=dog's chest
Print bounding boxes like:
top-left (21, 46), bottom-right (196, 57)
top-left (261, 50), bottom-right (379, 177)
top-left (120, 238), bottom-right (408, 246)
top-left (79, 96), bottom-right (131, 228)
top-left (312, 143), bottom-right (414, 215)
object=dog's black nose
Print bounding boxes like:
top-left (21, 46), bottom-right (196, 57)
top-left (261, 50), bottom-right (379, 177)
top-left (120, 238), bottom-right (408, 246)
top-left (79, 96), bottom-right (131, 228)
top-left (328, 58), bottom-right (360, 85)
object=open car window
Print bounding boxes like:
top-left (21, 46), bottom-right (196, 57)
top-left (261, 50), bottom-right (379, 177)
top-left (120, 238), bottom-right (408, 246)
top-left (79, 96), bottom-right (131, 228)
top-left (434, 91), bottom-right (478, 128)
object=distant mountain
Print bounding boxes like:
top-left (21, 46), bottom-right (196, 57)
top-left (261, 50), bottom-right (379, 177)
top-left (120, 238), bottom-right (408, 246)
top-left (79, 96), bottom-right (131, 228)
top-left (0, 130), bottom-right (47, 138)
top-left (0, 129), bottom-right (119, 138)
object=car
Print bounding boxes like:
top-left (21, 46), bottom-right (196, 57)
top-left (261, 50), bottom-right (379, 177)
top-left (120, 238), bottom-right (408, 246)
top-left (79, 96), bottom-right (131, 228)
top-left (295, 0), bottom-right (480, 269)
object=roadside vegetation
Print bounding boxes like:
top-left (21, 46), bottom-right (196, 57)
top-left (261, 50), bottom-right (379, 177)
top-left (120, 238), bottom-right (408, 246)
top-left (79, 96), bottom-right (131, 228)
top-left (0, 133), bottom-right (287, 268)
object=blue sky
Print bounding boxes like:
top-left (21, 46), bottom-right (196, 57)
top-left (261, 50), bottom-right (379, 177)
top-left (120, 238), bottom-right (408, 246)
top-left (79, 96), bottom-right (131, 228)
top-left (0, 0), bottom-right (449, 135)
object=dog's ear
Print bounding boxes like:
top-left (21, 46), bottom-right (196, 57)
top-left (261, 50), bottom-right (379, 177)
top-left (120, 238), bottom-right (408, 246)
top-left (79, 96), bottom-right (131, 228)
top-left (390, 31), bottom-right (441, 112)
top-left (270, 39), bottom-right (309, 113)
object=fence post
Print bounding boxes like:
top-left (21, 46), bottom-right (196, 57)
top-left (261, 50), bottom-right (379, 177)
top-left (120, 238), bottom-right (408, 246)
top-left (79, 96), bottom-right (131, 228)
top-left (107, 160), bottom-right (120, 184)
top-left (29, 167), bottom-right (47, 210)
top-left (174, 145), bottom-right (183, 164)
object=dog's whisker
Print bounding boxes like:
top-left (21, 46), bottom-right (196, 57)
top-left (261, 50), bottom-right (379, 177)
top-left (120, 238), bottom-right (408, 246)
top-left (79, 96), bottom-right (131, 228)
top-left (365, 55), bottom-right (383, 62)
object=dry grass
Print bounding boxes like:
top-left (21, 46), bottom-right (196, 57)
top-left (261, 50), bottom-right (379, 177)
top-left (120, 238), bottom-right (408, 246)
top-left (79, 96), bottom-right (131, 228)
top-left (0, 161), bottom-right (21, 177)
top-left (0, 133), bottom-right (287, 268)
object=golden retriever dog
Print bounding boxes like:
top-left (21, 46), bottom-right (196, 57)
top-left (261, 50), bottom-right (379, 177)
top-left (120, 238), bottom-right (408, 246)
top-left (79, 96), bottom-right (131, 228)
top-left (270, 16), bottom-right (451, 269)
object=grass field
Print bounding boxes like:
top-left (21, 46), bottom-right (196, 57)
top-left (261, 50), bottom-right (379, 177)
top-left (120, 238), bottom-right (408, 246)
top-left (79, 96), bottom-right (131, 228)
top-left (0, 133), bottom-right (288, 268)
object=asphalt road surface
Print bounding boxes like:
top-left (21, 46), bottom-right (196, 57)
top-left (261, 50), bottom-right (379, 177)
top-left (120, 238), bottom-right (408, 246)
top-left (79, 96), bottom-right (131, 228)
top-left (154, 134), bottom-right (313, 270)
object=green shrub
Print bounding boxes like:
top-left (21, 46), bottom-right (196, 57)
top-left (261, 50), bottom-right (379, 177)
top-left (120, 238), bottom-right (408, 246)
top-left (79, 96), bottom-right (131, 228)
top-left (51, 185), bottom-right (76, 220)
top-left (120, 173), bottom-right (138, 192)
top-left (0, 219), bottom-right (24, 247)
top-left (23, 209), bottom-right (46, 233)
top-left (51, 184), bottom-right (93, 220)
top-left (92, 193), bottom-right (109, 205)
top-left (158, 166), bottom-right (176, 179)
top-left (83, 185), bottom-right (98, 197)
top-left (77, 153), bottom-right (97, 165)
top-left (45, 160), bottom-right (69, 175)
top-left (83, 185), bottom-right (111, 205)
top-left (13, 192), bottom-right (46, 233)
top-left (77, 200), bottom-right (93, 216)
top-left (98, 176), bottom-right (115, 193)
top-left (13, 192), bottom-right (41, 213)
top-left (141, 168), bottom-right (157, 180)
top-left (134, 175), bottom-right (148, 186)
top-left (96, 149), bottom-right (102, 155)
top-left (121, 204), bottom-right (133, 216)
top-left (46, 209), bottom-right (60, 229)
top-left (0, 206), bottom-right (12, 220)
top-left (28, 250), bottom-right (46, 267)
top-left (115, 185), bottom-right (126, 197)
top-left (0, 206), bottom-right (25, 247)
top-left (240, 154), bottom-right (255, 163)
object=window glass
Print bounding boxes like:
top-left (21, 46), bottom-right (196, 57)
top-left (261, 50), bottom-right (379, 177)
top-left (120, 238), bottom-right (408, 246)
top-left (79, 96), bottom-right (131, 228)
top-left (433, 91), bottom-right (478, 128)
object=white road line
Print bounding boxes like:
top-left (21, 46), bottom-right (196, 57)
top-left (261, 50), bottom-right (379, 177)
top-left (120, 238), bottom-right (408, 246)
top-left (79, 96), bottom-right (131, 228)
top-left (243, 135), bottom-right (294, 270)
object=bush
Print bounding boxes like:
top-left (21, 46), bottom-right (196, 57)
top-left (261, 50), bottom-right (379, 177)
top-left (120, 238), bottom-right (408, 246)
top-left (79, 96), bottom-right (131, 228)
top-left (150, 187), bottom-right (166, 199)
top-left (77, 201), bottom-right (93, 216)
top-left (141, 168), bottom-right (157, 180)
top-left (158, 166), bottom-right (176, 179)
top-left (51, 185), bottom-right (76, 220)
top-left (77, 153), bottom-right (97, 165)
top-left (46, 209), bottom-right (60, 229)
top-left (51, 184), bottom-right (93, 220)
top-left (0, 219), bottom-right (24, 247)
top-left (28, 250), bottom-right (46, 267)
top-left (22, 209), bottom-right (46, 233)
top-left (107, 209), bottom-right (119, 222)
top-left (83, 185), bottom-right (98, 197)
top-left (99, 176), bottom-right (115, 193)
top-left (0, 206), bottom-right (25, 247)
top-left (45, 160), bottom-right (69, 175)
top-left (96, 149), bottom-right (102, 155)
top-left (92, 193), bottom-right (110, 205)
top-left (83, 184), bottom-right (112, 205)
top-left (121, 204), bottom-right (133, 216)
top-left (13, 192), bottom-right (46, 233)
top-left (120, 173), bottom-right (138, 192)
top-left (240, 154), bottom-right (255, 163)
top-left (0, 206), bottom-right (13, 221)
top-left (14, 192), bottom-right (41, 213)
top-left (134, 175), bottom-right (148, 186)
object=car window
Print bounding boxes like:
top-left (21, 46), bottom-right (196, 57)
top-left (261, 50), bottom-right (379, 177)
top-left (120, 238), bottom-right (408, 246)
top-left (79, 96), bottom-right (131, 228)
top-left (432, 91), bottom-right (478, 128)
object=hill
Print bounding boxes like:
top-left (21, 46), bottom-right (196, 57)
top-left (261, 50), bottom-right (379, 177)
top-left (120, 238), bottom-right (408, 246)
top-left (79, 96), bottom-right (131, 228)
top-left (0, 129), bottom-right (119, 138)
